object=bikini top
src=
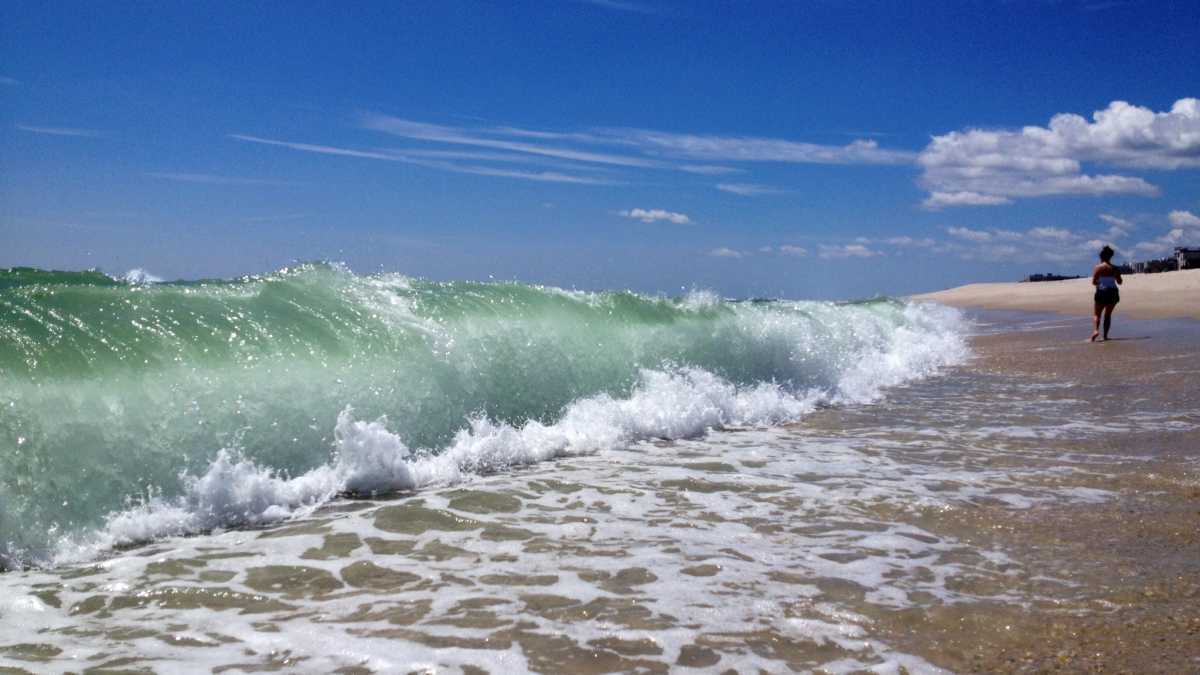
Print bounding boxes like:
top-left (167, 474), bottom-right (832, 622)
top-left (1097, 276), bottom-right (1118, 290)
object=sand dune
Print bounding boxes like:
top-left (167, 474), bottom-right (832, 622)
top-left (913, 268), bottom-right (1200, 320)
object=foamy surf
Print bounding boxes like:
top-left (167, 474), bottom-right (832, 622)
top-left (0, 264), bottom-right (968, 568)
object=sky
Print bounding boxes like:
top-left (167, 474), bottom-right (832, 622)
top-left (2, 0), bottom-right (1198, 299)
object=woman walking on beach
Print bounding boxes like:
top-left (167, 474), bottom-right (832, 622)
top-left (1091, 245), bottom-right (1122, 342)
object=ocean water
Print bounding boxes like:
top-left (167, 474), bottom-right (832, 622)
top-left (4, 268), bottom-right (1196, 672)
top-left (0, 264), bottom-right (965, 570)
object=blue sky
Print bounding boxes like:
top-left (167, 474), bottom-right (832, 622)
top-left (2, 0), bottom-right (1198, 299)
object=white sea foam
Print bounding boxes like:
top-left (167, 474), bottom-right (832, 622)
top-left (121, 268), bottom-right (163, 284)
top-left (53, 301), bottom-right (967, 566)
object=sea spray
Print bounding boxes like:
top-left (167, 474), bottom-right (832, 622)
top-left (0, 264), bottom-right (967, 568)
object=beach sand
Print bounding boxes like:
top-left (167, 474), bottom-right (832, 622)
top-left (1, 312), bottom-right (1197, 672)
top-left (913, 268), bottom-right (1200, 321)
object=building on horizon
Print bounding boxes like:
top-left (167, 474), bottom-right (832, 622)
top-left (1176, 247), bottom-right (1200, 270)
top-left (1022, 273), bottom-right (1083, 282)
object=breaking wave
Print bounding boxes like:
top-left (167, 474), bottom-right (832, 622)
top-left (0, 264), bottom-right (967, 568)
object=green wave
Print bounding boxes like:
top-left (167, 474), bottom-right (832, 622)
top-left (0, 264), bottom-right (960, 568)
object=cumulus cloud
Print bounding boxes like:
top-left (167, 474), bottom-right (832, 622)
top-left (918, 98), bottom-right (1199, 207)
top-left (716, 183), bottom-right (783, 196)
top-left (923, 191), bottom-right (1012, 209)
top-left (818, 243), bottom-right (880, 259)
top-left (708, 247), bottom-right (745, 259)
top-left (1131, 229), bottom-right (1188, 256)
top-left (778, 245), bottom-right (808, 257)
top-left (620, 208), bottom-right (691, 224)
top-left (1168, 210), bottom-right (1200, 228)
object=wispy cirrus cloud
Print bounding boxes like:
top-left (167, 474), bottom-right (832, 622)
top-left (236, 112), bottom-right (913, 191)
top-left (230, 134), bottom-right (616, 185)
top-left (918, 98), bottom-right (1199, 208)
top-left (361, 114), bottom-right (669, 169)
top-left (576, 0), bottom-right (659, 14)
top-left (716, 183), bottom-right (784, 196)
top-left (145, 172), bottom-right (294, 186)
top-left (707, 247), bottom-right (746, 259)
top-left (612, 128), bottom-right (915, 165)
top-left (361, 115), bottom-right (912, 174)
top-left (17, 124), bottom-right (104, 137)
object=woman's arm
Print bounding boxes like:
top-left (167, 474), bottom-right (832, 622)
top-left (1092, 265), bottom-right (1101, 286)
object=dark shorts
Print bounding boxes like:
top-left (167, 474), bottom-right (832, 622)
top-left (1094, 287), bottom-right (1119, 306)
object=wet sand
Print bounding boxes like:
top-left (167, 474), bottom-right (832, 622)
top-left (883, 313), bottom-right (1200, 672)
top-left (1, 310), bottom-right (1198, 673)
top-left (913, 268), bottom-right (1200, 321)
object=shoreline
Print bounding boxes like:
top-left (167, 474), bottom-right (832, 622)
top-left (1, 315), bottom-right (1197, 672)
top-left (912, 268), bottom-right (1200, 321)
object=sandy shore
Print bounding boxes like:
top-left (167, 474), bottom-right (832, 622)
top-left (913, 268), bottom-right (1200, 320)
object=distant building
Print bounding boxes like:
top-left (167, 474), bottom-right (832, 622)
top-left (1132, 257), bottom-right (1179, 273)
top-left (1176, 247), bottom-right (1200, 270)
top-left (1022, 273), bottom-right (1082, 282)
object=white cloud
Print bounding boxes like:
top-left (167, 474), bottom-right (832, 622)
top-left (363, 115), bottom-right (917, 176)
top-left (708, 247), bottom-right (745, 259)
top-left (362, 114), bottom-right (668, 169)
top-left (678, 165), bottom-right (740, 175)
top-left (17, 124), bottom-right (103, 137)
top-left (237, 113), bottom-right (916, 192)
top-left (818, 244), bottom-right (880, 259)
top-left (1168, 210), bottom-right (1200, 228)
top-left (778, 245), bottom-right (808, 257)
top-left (230, 134), bottom-right (614, 185)
top-left (620, 208), bottom-right (691, 225)
top-left (146, 172), bottom-right (291, 186)
top-left (716, 183), bottom-right (783, 196)
top-left (918, 98), bottom-right (1199, 206)
top-left (882, 236), bottom-right (936, 247)
top-left (1028, 226), bottom-right (1075, 241)
top-left (1098, 213), bottom-right (1133, 239)
top-left (618, 129), bottom-right (914, 165)
top-left (922, 191), bottom-right (1012, 209)
top-left (946, 226), bottom-right (993, 242)
top-left (1131, 228), bottom-right (1187, 256)
top-left (578, 0), bottom-right (657, 14)
top-left (1098, 213), bottom-right (1132, 228)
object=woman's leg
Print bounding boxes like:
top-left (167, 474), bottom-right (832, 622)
top-left (1102, 304), bottom-right (1115, 340)
top-left (1091, 302), bottom-right (1102, 341)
